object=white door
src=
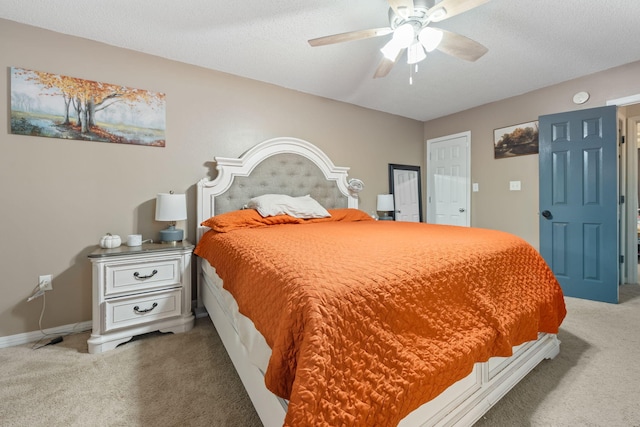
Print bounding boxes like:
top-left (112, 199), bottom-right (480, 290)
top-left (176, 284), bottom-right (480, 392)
top-left (392, 168), bottom-right (420, 222)
top-left (426, 131), bottom-right (470, 226)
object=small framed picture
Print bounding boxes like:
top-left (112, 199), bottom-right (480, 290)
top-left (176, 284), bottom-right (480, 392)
top-left (494, 121), bottom-right (539, 159)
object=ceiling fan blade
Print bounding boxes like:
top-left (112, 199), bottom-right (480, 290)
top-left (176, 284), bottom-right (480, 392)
top-left (427, 0), bottom-right (490, 22)
top-left (308, 27), bottom-right (392, 47)
top-left (387, 0), bottom-right (415, 19)
top-left (373, 50), bottom-right (403, 78)
top-left (435, 29), bottom-right (488, 62)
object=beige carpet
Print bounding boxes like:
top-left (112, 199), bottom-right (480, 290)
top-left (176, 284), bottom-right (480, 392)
top-left (1, 285), bottom-right (639, 427)
top-left (475, 284), bottom-right (640, 427)
top-left (0, 318), bottom-right (262, 427)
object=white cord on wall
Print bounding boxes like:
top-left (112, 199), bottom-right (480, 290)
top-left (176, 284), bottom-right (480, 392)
top-left (30, 292), bottom-right (90, 350)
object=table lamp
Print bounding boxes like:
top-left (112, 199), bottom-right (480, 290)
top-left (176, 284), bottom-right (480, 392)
top-left (155, 192), bottom-right (187, 243)
top-left (377, 194), bottom-right (395, 221)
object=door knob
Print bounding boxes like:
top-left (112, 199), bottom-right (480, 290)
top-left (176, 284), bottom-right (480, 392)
top-left (458, 208), bottom-right (466, 213)
top-left (541, 210), bottom-right (552, 219)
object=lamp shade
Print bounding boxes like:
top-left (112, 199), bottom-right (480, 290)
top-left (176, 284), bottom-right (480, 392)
top-left (380, 38), bottom-right (403, 60)
top-left (377, 194), bottom-right (395, 211)
top-left (418, 27), bottom-right (444, 52)
top-left (407, 41), bottom-right (426, 64)
top-left (393, 23), bottom-right (415, 48)
top-left (155, 193), bottom-right (187, 221)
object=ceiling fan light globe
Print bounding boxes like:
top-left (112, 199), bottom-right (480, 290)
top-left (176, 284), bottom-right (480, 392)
top-left (393, 23), bottom-right (415, 48)
top-left (419, 27), bottom-right (443, 52)
top-left (407, 42), bottom-right (426, 64)
top-left (380, 39), bottom-right (403, 60)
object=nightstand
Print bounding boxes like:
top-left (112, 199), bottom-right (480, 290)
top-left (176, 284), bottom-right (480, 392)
top-left (87, 241), bottom-right (195, 354)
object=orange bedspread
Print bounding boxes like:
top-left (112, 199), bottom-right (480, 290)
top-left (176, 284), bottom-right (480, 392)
top-left (195, 218), bottom-right (566, 426)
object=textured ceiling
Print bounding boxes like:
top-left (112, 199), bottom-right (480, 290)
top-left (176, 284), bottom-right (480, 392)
top-left (2, 0), bottom-right (640, 121)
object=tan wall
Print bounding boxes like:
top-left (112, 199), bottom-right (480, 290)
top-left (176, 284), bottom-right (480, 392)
top-left (0, 19), bottom-right (424, 337)
top-left (424, 61), bottom-right (640, 248)
top-left (626, 103), bottom-right (640, 117)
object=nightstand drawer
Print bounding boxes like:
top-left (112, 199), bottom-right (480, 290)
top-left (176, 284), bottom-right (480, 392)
top-left (104, 288), bottom-right (182, 332)
top-left (88, 241), bottom-right (194, 353)
top-left (105, 259), bottom-right (180, 296)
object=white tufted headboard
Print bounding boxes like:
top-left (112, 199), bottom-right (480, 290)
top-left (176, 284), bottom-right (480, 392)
top-left (196, 137), bottom-right (360, 243)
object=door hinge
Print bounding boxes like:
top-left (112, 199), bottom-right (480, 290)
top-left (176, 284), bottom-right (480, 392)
top-left (620, 255), bottom-right (624, 264)
top-left (620, 195), bottom-right (625, 204)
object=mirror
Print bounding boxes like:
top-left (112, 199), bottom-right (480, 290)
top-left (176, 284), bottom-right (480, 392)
top-left (389, 164), bottom-right (423, 222)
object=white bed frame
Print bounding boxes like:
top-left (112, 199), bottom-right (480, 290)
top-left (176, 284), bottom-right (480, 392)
top-left (196, 136), bottom-right (561, 426)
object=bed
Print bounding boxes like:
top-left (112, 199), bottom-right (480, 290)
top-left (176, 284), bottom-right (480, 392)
top-left (194, 136), bottom-right (566, 426)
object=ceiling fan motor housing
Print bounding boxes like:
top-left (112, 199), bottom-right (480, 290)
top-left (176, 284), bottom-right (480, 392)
top-left (389, 0), bottom-right (439, 30)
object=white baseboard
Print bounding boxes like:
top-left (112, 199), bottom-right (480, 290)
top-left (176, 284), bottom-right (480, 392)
top-left (0, 321), bottom-right (92, 349)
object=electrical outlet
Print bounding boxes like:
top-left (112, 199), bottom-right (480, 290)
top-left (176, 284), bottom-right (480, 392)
top-left (38, 274), bottom-right (53, 291)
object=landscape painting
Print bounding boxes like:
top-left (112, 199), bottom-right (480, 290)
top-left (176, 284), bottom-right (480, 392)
top-left (494, 120), bottom-right (539, 159)
top-left (10, 67), bottom-right (166, 147)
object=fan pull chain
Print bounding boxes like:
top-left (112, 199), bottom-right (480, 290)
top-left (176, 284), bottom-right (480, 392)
top-left (409, 63), bottom-right (419, 85)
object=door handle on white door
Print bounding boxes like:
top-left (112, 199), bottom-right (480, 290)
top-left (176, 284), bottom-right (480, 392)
top-left (458, 208), bottom-right (466, 213)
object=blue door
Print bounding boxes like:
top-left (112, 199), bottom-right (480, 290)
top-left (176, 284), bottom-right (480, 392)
top-left (539, 105), bottom-right (619, 303)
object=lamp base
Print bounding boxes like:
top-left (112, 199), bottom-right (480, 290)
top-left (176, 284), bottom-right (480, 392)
top-left (159, 225), bottom-right (184, 243)
top-left (378, 215), bottom-right (393, 221)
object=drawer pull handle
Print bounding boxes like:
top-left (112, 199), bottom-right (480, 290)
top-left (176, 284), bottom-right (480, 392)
top-left (133, 302), bottom-right (158, 314)
top-left (133, 269), bottom-right (158, 280)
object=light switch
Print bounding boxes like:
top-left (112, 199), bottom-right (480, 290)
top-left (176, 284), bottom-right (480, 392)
top-left (472, 183), bottom-right (479, 192)
top-left (509, 180), bottom-right (521, 191)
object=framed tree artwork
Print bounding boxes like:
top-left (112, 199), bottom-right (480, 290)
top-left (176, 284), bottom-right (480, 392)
top-left (494, 121), bottom-right (539, 159)
top-left (10, 67), bottom-right (166, 147)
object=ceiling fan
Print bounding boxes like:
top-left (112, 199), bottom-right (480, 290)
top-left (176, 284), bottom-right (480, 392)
top-left (308, 0), bottom-right (490, 79)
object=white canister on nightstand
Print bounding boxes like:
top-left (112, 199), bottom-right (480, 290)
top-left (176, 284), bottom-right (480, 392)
top-left (127, 234), bottom-right (142, 247)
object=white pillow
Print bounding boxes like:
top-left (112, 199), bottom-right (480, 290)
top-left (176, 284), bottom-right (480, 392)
top-left (247, 194), bottom-right (331, 219)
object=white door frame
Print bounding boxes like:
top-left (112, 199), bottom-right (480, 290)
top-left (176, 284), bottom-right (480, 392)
top-left (608, 95), bottom-right (640, 285)
top-left (426, 131), bottom-right (471, 226)
top-left (626, 115), bottom-right (640, 285)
